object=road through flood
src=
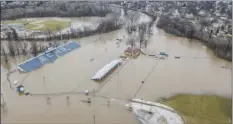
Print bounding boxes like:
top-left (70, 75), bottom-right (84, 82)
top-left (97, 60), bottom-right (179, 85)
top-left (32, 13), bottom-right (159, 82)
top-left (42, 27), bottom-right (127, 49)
top-left (1, 22), bottom-right (231, 124)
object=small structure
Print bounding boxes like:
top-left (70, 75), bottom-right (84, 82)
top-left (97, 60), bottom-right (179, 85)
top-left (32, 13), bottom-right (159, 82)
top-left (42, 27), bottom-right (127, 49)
top-left (13, 80), bottom-right (30, 96)
top-left (16, 85), bottom-right (25, 96)
top-left (84, 90), bottom-right (89, 96)
top-left (91, 59), bottom-right (122, 81)
top-left (159, 52), bottom-right (169, 57)
top-left (124, 47), bottom-right (140, 58)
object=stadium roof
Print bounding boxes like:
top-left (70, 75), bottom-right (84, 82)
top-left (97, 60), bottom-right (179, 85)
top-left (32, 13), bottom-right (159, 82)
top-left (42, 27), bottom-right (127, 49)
top-left (91, 59), bottom-right (122, 80)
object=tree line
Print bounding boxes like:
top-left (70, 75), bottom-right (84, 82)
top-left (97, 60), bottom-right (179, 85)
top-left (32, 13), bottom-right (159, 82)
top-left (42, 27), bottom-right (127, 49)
top-left (2, 2), bottom-right (113, 20)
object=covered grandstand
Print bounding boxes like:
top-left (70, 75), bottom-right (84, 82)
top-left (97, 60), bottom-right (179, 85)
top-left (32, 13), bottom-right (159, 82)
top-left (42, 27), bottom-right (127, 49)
top-left (91, 59), bottom-right (122, 81)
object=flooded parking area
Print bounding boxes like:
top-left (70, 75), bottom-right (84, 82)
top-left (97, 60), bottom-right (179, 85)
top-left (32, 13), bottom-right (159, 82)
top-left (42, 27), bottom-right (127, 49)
top-left (1, 23), bottom-right (231, 123)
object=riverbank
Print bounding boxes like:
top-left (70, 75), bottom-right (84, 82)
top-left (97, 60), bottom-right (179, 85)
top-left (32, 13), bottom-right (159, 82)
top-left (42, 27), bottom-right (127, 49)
top-left (159, 94), bottom-right (232, 124)
top-left (156, 15), bottom-right (232, 61)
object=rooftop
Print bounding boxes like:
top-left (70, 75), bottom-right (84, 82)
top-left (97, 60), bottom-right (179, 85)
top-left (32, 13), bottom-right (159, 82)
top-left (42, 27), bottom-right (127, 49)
top-left (91, 59), bottom-right (122, 80)
top-left (125, 47), bottom-right (140, 54)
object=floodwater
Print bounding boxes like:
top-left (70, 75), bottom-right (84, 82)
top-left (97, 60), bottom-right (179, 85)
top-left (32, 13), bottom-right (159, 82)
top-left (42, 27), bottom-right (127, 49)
top-left (1, 20), bottom-right (231, 124)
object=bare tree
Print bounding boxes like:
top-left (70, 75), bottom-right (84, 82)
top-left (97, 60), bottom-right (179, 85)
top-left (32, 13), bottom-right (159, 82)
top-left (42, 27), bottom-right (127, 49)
top-left (1, 48), bottom-right (8, 63)
top-left (6, 32), bottom-right (12, 41)
top-left (144, 40), bottom-right (148, 50)
top-left (127, 37), bottom-right (136, 48)
top-left (11, 28), bottom-right (19, 41)
top-left (16, 44), bottom-right (20, 55)
top-left (138, 24), bottom-right (147, 48)
top-left (22, 42), bottom-right (28, 55)
top-left (31, 42), bottom-right (38, 56)
top-left (47, 28), bottom-right (52, 41)
top-left (8, 41), bottom-right (15, 56)
top-left (56, 25), bottom-right (62, 41)
top-left (123, 3), bottom-right (128, 16)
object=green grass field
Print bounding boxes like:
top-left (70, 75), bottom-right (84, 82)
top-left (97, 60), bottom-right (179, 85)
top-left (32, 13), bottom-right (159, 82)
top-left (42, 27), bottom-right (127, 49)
top-left (24, 23), bottom-right (37, 29)
top-left (160, 94), bottom-right (232, 124)
top-left (25, 19), bottom-right (70, 31)
top-left (2, 19), bottom-right (70, 32)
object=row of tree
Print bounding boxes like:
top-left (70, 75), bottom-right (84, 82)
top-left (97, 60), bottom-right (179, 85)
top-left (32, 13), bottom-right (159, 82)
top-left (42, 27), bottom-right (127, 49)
top-left (125, 10), bottom-right (155, 49)
top-left (2, 13), bottom-right (122, 42)
top-left (2, 2), bottom-right (113, 20)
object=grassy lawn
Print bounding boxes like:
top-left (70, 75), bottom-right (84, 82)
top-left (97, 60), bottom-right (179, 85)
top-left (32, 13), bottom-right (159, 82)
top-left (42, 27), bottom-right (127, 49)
top-left (25, 19), bottom-right (70, 32)
top-left (2, 19), bottom-right (70, 32)
top-left (25, 23), bottom-right (37, 29)
top-left (160, 94), bottom-right (232, 124)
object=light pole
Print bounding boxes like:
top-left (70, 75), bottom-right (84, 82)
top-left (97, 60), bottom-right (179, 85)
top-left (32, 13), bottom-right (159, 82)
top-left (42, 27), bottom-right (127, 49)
top-left (93, 115), bottom-right (96, 124)
top-left (43, 76), bottom-right (46, 88)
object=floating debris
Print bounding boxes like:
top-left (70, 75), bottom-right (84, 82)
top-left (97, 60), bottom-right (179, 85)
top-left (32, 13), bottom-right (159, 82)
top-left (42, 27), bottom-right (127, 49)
top-left (174, 56), bottom-right (181, 59)
top-left (24, 91), bottom-right (31, 96)
top-left (148, 54), bottom-right (156, 56)
top-left (120, 55), bottom-right (127, 59)
top-left (116, 39), bottom-right (123, 42)
top-left (87, 97), bottom-right (91, 103)
top-left (90, 58), bottom-right (94, 61)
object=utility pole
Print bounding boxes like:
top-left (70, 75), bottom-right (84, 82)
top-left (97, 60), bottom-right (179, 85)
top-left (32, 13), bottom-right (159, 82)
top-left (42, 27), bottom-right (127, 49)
top-left (93, 115), bottom-right (96, 124)
top-left (43, 76), bottom-right (46, 88)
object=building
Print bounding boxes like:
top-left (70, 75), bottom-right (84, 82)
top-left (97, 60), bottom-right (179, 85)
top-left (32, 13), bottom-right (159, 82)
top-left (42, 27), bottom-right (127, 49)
top-left (124, 47), bottom-right (140, 58)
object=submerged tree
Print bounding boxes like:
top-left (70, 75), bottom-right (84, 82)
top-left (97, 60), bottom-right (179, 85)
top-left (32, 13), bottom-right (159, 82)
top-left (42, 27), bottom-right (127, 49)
top-left (56, 25), bottom-right (62, 41)
top-left (31, 42), bottom-right (38, 56)
top-left (21, 42), bottom-right (28, 55)
top-left (47, 28), bottom-right (52, 41)
top-left (11, 28), bottom-right (19, 41)
top-left (127, 37), bottom-right (136, 48)
top-left (8, 41), bottom-right (15, 56)
top-left (1, 48), bottom-right (8, 63)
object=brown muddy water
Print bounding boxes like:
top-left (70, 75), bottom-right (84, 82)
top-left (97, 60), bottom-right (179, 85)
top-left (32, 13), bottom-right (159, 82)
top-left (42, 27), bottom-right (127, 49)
top-left (1, 23), bottom-right (231, 124)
